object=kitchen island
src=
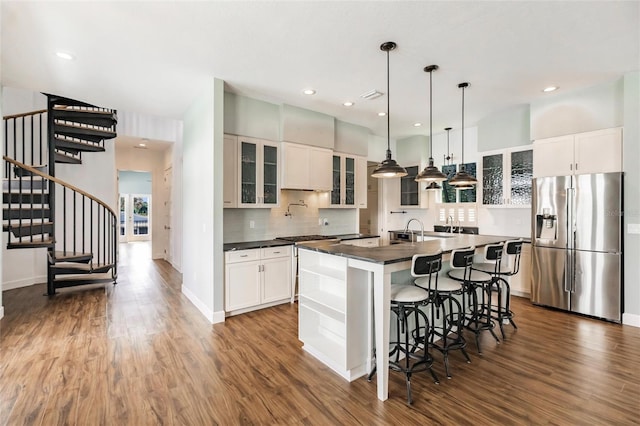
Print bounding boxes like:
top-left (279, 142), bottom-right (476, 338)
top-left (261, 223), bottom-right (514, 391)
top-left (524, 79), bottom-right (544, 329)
top-left (297, 234), bottom-right (520, 402)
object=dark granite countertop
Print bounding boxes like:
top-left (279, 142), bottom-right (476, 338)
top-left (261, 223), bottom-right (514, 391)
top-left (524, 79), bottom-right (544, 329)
top-left (223, 239), bottom-right (294, 252)
top-left (329, 233), bottom-right (380, 241)
top-left (297, 234), bottom-right (527, 265)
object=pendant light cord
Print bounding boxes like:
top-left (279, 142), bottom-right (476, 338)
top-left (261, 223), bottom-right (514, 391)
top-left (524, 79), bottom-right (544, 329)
top-left (461, 84), bottom-right (465, 166)
top-left (386, 48), bottom-right (391, 156)
top-left (429, 69), bottom-right (433, 160)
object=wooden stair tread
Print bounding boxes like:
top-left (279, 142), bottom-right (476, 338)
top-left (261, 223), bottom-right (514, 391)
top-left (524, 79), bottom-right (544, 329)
top-left (50, 263), bottom-right (113, 273)
top-left (7, 238), bottom-right (54, 249)
top-left (52, 251), bottom-right (93, 262)
top-left (54, 152), bottom-right (82, 164)
top-left (54, 137), bottom-right (105, 152)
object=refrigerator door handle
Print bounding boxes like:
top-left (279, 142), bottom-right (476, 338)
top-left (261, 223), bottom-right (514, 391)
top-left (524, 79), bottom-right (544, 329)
top-left (564, 249), bottom-right (572, 293)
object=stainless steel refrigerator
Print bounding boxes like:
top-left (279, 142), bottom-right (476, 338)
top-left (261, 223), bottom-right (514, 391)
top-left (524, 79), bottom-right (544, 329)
top-left (531, 172), bottom-right (623, 322)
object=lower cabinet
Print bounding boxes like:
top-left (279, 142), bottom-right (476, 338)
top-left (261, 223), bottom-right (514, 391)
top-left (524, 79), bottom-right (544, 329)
top-left (225, 246), bottom-right (292, 315)
top-left (297, 249), bottom-right (370, 381)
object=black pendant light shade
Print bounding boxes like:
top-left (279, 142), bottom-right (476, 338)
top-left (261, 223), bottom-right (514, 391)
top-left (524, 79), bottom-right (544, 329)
top-left (449, 82), bottom-right (478, 187)
top-left (425, 181), bottom-right (442, 191)
top-left (372, 42), bottom-right (407, 179)
top-left (416, 65), bottom-right (447, 183)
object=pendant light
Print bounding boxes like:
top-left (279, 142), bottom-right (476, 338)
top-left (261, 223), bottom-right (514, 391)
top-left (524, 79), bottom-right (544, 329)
top-left (416, 65), bottom-right (447, 183)
top-left (371, 42), bottom-right (407, 179)
top-left (443, 127), bottom-right (453, 165)
top-left (449, 82), bottom-right (478, 187)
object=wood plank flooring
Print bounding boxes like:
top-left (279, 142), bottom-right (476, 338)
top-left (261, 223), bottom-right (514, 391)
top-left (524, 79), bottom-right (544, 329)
top-left (2, 241), bottom-right (640, 425)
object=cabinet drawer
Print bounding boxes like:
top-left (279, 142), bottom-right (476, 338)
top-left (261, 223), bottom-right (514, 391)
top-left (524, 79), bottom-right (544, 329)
top-left (359, 238), bottom-right (379, 247)
top-left (226, 248), bottom-right (260, 263)
top-left (261, 245), bottom-right (292, 259)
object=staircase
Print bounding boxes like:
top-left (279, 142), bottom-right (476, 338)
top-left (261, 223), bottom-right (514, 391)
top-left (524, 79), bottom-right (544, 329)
top-left (3, 94), bottom-right (118, 295)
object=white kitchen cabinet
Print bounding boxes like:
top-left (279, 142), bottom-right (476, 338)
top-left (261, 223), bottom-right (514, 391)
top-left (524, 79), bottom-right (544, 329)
top-left (533, 127), bottom-right (622, 178)
top-left (223, 134), bottom-right (238, 208)
top-left (481, 147), bottom-right (533, 207)
top-left (330, 153), bottom-right (356, 208)
top-left (225, 245), bottom-right (292, 314)
top-left (237, 136), bottom-right (279, 208)
top-left (298, 249), bottom-right (370, 381)
top-left (280, 142), bottom-right (332, 191)
top-left (356, 156), bottom-right (368, 208)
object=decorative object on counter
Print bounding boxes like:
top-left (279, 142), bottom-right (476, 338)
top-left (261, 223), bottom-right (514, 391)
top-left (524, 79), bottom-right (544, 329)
top-left (449, 82), bottom-right (478, 187)
top-left (416, 65), bottom-right (447, 184)
top-left (371, 41), bottom-right (408, 179)
top-left (284, 199), bottom-right (307, 217)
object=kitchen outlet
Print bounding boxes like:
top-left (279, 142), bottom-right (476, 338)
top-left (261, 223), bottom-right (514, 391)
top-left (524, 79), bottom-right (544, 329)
top-left (628, 223), bottom-right (640, 234)
top-left (323, 218), bottom-right (329, 226)
top-left (249, 220), bottom-right (255, 229)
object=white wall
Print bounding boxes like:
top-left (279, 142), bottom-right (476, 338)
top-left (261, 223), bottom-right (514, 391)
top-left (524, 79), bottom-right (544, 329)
top-left (182, 77), bottom-right (225, 324)
top-left (115, 146), bottom-right (168, 259)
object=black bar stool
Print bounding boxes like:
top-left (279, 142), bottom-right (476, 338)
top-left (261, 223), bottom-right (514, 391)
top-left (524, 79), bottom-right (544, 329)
top-left (472, 239), bottom-right (523, 338)
top-left (368, 281), bottom-right (439, 404)
top-left (412, 249), bottom-right (473, 379)
top-left (449, 243), bottom-right (502, 354)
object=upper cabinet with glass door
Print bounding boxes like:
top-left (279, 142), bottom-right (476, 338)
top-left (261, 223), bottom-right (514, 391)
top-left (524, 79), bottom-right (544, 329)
top-left (238, 136), bottom-right (279, 208)
top-left (330, 153), bottom-right (356, 208)
top-left (440, 162), bottom-right (477, 204)
top-left (481, 147), bottom-right (533, 208)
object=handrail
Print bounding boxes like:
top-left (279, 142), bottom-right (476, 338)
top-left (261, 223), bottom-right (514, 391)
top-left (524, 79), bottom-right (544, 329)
top-left (3, 155), bottom-right (117, 218)
top-left (2, 109), bottom-right (48, 120)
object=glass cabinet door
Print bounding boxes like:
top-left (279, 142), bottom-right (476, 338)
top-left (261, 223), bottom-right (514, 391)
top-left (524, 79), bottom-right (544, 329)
top-left (345, 157), bottom-right (355, 205)
top-left (459, 162), bottom-right (477, 203)
top-left (400, 166), bottom-right (419, 206)
top-left (241, 141), bottom-right (257, 204)
top-left (482, 153), bottom-right (504, 205)
top-left (262, 144), bottom-right (278, 205)
top-left (331, 155), bottom-right (341, 205)
top-left (441, 164), bottom-right (457, 203)
top-left (510, 149), bottom-right (533, 205)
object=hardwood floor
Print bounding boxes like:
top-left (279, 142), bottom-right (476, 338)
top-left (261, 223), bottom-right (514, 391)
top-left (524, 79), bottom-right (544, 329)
top-left (2, 242), bottom-right (640, 425)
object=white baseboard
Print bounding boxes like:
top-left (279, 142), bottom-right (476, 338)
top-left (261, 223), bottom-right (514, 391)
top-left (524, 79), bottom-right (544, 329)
top-left (0, 306), bottom-right (4, 320)
top-left (622, 312), bottom-right (640, 328)
top-left (212, 310), bottom-right (225, 324)
top-left (181, 284), bottom-right (215, 323)
top-left (2, 275), bottom-right (47, 291)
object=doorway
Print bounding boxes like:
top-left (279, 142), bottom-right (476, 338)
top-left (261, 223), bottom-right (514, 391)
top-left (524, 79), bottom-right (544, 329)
top-left (118, 171), bottom-right (152, 243)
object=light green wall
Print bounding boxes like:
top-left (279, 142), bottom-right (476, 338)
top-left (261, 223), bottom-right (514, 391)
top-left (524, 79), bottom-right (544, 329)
top-left (530, 78), bottom-right (624, 140)
top-left (335, 120), bottom-right (369, 155)
top-left (477, 104), bottom-right (530, 151)
top-left (281, 104), bottom-right (334, 148)
top-left (397, 134), bottom-right (428, 167)
top-left (224, 92), bottom-right (280, 141)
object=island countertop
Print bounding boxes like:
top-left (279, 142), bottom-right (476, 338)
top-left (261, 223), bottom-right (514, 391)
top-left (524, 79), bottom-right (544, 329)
top-left (298, 233), bottom-right (524, 265)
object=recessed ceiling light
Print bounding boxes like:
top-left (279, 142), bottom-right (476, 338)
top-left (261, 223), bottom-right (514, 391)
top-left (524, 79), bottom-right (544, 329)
top-left (56, 51), bottom-right (75, 60)
top-left (303, 89), bottom-right (316, 95)
top-left (139, 143), bottom-right (146, 147)
top-left (413, 122), bottom-right (422, 127)
top-left (378, 112), bottom-right (386, 117)
top-left (343, 101), bottom-right (354, 107)
top-left (543, 86), bottom-right (558, 92)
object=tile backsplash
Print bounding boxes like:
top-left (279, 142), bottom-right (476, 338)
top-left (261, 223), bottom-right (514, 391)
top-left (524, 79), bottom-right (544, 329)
top-left (223, 190), bottom-right (358, 243)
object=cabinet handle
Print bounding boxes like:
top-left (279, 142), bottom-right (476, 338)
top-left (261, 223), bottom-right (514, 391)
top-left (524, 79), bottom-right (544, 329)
top-left (575, 163), bottom-right (578, 171)
top-left (273, 251), bottom-right (281, 254)
top-left (240, 254), bottom-right (248, 258)
top-left (570, 164), bottom-right (573, 171)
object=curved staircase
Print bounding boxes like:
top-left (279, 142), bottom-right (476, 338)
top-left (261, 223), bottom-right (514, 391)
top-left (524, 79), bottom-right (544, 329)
top-left (3, 94), bottom-right (118, 295)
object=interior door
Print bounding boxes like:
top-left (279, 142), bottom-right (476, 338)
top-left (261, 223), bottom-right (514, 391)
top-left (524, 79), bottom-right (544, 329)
top-left (163, 167), bottom-right (172, 262)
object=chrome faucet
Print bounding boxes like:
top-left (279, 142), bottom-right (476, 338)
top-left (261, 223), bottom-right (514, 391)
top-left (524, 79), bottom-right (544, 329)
top-left (404, 218), bottom-right (424, 242)
top-left (446, 215), bottom-right (454, 233)
top-left (284, 200), bottom-right (308, 217)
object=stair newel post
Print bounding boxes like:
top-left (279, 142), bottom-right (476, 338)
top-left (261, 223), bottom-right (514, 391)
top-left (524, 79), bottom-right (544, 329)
top-left (47, 96), bottom-right (57, 295)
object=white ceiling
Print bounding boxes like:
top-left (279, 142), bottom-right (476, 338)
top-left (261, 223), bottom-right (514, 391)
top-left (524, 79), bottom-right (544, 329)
top-left (2, 1), bottom-right (639, 142)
